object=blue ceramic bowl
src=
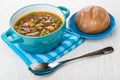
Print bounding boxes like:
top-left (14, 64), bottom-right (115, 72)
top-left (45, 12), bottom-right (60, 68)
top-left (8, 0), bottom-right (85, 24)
top-left (4, 4), bottom-right (70, 54)
top-left (68, 13), bottom-right (115, 39)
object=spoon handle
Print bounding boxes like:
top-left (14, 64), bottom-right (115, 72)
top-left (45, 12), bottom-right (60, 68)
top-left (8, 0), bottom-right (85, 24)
top-left (60, 46), bottom-right (113, 63)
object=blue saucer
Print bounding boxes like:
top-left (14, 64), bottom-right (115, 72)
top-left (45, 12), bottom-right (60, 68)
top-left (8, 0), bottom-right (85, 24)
top-left (68, 13), bottom-right (115, 39)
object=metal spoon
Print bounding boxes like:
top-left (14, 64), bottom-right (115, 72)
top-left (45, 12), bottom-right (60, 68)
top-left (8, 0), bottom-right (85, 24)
top-left (29, 46), bottom-right (113, 75)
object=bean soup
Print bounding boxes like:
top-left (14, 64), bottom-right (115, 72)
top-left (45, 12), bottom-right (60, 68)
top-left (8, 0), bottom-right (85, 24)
top-left (14, 11), bottom-right (63, 37)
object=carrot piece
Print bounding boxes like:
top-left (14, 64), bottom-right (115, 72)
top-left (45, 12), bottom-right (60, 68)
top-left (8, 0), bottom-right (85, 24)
top-left (27, 21), bottom-right (33, 27)
top-left (49, 26), bottom-right (55, 32)
top-left (47, 14), bottom-right (51, 17)
top-left (14, 26), bottom-right (18, 29)
top-left (20, 21), bottom-right (23, 24)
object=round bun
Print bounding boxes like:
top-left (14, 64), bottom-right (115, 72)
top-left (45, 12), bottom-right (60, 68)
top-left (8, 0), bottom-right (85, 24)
top-left (75, 6), bottom-right (110, 34)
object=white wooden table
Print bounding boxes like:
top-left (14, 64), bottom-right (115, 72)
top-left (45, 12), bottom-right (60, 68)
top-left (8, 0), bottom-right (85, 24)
top-left (0, 0), bottom-right (120, 80)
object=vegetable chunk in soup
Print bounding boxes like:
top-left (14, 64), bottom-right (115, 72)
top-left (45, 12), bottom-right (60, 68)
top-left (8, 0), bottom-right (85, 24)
top-left (14, 11), bottom-right (63, 37)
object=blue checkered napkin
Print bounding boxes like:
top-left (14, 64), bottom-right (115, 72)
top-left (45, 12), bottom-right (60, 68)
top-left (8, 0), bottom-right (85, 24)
top-left (1, 29), bottom-right (84, 66)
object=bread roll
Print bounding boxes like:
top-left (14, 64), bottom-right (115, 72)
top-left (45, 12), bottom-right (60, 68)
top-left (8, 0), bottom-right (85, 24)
top-left (75, 6), bottom-right (110, 34)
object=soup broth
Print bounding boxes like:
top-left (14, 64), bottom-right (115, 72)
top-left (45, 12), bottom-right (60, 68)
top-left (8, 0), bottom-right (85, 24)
top-left (14, 11), bottom-right (63, 37)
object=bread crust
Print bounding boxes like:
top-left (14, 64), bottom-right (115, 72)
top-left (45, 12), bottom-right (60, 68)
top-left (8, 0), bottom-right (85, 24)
top-left (75, 6), bottom-right (110, 34)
